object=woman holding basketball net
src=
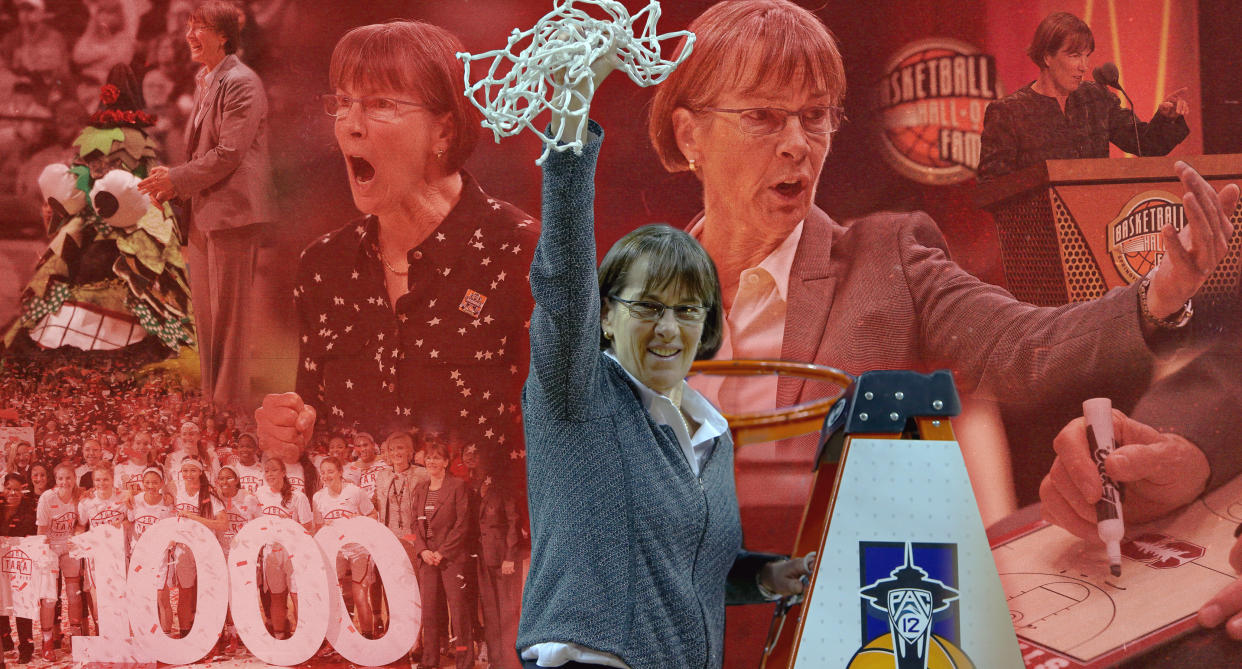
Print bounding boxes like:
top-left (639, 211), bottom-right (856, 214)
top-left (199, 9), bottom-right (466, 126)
top-left (513, 9), bottom-right (814, 669)
top-left (456, 1), bottom-right (1236, 667)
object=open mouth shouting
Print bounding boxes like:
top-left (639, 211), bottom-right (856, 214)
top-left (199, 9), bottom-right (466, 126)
top-left (348, 155), bottom-right (376, 184)
top-left (339, 147), bottom-right (395, 214)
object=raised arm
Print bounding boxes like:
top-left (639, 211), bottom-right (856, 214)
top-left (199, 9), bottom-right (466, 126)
top-left (901, 211), bottom-right (1151, 402)
top-left (526, 125), bottom-right (605, 419)
top-left (1103, 86), bottom-right (1189, 157)
top-left (252, 250), bottom-right (323, 463)
top-left (525, 56), bottom-right (616, 420)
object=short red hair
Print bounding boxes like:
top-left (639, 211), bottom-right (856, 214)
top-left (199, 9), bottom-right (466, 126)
top-left (1027, 12), bottom-right (1094, 70)
top-left (648, 0), bottom-right (846, 172)
top-left (329, 21), bottom-right (481, 172)
top-left (189, 1), bottom-right (244, 55)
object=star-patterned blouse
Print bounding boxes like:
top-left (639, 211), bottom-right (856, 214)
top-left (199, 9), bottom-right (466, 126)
top-left (294, 172), bottom-right (538, 470)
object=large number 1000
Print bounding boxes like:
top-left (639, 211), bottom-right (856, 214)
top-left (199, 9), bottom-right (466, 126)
top-left (69, 516), bottom-right (420, 666)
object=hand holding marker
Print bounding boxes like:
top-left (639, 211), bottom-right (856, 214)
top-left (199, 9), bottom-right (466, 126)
top-left (1085, 397), bottom-right (1124, 576)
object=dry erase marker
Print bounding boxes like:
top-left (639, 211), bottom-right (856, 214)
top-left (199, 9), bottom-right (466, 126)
top-left (1084, 397), bottom-right (1124, 576)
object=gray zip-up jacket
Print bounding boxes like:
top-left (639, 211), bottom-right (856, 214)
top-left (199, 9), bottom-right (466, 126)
top-left (518, 123), bottom-right (773, 669)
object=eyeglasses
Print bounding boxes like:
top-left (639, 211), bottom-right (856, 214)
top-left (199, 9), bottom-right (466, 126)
top-left (321, 94), bottom-right (426, 122)
top-left (699, 105), bottom-right (845, 136)
top-left (610, 296), bottom-right (708, 324)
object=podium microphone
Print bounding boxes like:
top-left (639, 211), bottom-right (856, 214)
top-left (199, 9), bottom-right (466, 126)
top-left (1092, 62), bottom-right (1142, 156)
top-left (1092, 62), bottom-right (1121, 90)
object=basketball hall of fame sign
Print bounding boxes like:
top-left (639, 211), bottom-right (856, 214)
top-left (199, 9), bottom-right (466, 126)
top-left (1107, 191), bottom-right (1186, 284)
top-left (878, 39), bottom-right (1002, 185)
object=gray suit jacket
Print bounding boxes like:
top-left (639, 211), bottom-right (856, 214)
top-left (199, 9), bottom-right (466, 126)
top-left (731, 203), bottom-right (1155, 505)
top-left (169, 54), bottom-right (276, 231)
top-left (766, 206), bottom-right (1152, 411)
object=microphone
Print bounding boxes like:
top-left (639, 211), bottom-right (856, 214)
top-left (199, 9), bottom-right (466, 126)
top-left (1091, 61), bottom-right (1142, 156)
top-left (1093, 62), bottom-right (1121, 91)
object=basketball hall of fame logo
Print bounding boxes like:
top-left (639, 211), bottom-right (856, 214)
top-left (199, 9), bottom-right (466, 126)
top-left (878, 39), bottom-right (1001, 185)
top-left (849, 541), bottom-right (974, 669)
top-left (1107, 191), bottom-right (1186, 284)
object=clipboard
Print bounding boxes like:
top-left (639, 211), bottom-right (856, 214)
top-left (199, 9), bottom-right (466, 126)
top-left (990, 474), bottom-right (1242, 667)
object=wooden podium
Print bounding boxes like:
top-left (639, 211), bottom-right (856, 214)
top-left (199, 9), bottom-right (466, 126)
top-left (974, 154), bottom-right (1242, 307)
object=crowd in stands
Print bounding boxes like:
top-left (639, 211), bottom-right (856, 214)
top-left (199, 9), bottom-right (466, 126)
top-left (0, 0), bottom-right (292, 235)
top-left (0, 344), bottom-right (527, 667)
top-left (0, 1), bottom-right (527, 664)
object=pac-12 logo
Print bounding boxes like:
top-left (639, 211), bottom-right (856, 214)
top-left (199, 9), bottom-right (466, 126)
top-left (878, 39), bottom-right (1001, 185)
top-left (1107, 191), bottom-right (1185, 284)
top-left (849, 542), bottom-right (974, 669)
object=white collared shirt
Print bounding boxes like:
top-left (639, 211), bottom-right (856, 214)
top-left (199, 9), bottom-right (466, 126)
top-left (687, 220), bottom-right (804, 414)
top-left (604, 351), bottom-right (729, 476)
top-left (192, 56), bottom-right (228, 124)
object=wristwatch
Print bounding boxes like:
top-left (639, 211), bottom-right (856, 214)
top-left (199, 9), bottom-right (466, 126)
top-left (1139, 275), bottom-right (1193, 329)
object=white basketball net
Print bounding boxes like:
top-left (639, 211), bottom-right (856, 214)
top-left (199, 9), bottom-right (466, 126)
top-left (458, 0), bottom-right (694, 164)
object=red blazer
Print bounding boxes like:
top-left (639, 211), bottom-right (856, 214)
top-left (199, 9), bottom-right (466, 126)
top-left (769, 205), bottom-right (1151, 412)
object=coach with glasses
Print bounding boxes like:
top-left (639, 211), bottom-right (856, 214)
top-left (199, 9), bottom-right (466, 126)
top-left (518, 42), bottom-right (815, 669)
top-left (257, 19), bottom-right (536, 484)
top-left (645, 0), bottom-right (1234, 462)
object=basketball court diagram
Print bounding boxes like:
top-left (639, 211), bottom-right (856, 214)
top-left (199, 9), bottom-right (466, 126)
top-left (993, 475), bottom-right (1242, 662)
top-left (1002, 571), bottom-right (1115, 651)
top-left (1199, 473), bottom-right (1242, 524)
